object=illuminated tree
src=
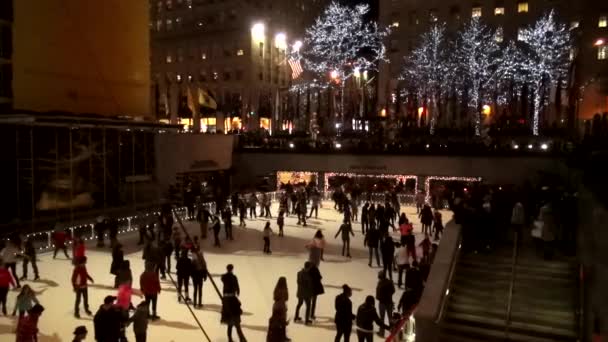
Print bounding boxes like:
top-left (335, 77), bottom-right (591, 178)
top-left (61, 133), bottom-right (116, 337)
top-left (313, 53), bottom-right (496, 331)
top-left (518, 11), bottom-right (571, 135)
top-left (452, 17), bottom-right (505, 136)
top-left (400, 23), bottom-right (451, 133)
top-left (301, 1), bottom-right (389, 81)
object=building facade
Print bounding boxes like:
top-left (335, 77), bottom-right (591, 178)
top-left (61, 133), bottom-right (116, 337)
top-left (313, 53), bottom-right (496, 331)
top-left (150, 0), bottom-right (326, 132)
top-left (0, 0), bottom-right (12, 114)
top-left (0, 1), bottom-right (167, 228)
top-left (378, 0), bottom-right (608, 125)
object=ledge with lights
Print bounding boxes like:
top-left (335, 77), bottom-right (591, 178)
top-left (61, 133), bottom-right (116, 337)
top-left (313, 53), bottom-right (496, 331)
top-left (15, 206), bottom-right (193, 252)
top-left (424, 176), bottom-right (483, 204)
top-left (276, 171), bottom-right (320, 189)
top-left (324, 172), bottom-right (418, 194)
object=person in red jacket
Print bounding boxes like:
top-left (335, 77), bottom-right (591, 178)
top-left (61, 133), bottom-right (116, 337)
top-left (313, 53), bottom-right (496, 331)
top-left (15, 303), bottom-right (44, 342)
top-left (52, 229), bottom-right (71, 259)
top-left (72, 257), bottom-right (94, 318)
top-left (140, 261), bottom-right (161, 320)
top-left (73, 237), bottom-right (86, 263)
top-left (0, 260), bottom-right (16, 315)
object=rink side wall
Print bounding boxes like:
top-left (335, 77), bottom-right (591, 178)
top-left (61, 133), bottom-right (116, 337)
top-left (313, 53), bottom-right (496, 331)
top-left (232, 152), bottom-right (569, 188)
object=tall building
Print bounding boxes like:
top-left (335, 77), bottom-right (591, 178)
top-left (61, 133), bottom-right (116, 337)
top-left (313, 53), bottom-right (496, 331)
top-left (0, 0), bottom-right (164, 227)
top-left (378, 0), bottom-right (608, 124)
top-left (0, 0), bottom-right (12, 114)
top-left (150, 0), bottom-right (326, 132)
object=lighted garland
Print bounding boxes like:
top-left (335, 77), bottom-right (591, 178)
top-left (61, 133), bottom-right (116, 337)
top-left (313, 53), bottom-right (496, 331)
top-left (276, 171), bottom-right (320, 189)
top-left (324, 172), bottom-right (418, 193)
top-left (425, 176), bottom-right (482, 203)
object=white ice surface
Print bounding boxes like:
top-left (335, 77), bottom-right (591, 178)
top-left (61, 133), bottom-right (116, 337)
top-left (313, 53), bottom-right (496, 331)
top-left (0, 202), bottom-right (450, 342)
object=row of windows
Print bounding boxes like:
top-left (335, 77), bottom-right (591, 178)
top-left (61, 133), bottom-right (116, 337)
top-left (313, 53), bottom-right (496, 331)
top-left (162, 69), bottom-right (288, 86)
top-left (164, 47), bottom-right (245, 63)
top-left (399, 3), bottom-right (606, 29)
top-left (153, 9), bottom-right (238, 32)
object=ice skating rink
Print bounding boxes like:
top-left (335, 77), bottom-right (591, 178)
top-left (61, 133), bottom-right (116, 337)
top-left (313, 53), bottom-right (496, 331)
top-left (0, 202), bottom-right (450, 342)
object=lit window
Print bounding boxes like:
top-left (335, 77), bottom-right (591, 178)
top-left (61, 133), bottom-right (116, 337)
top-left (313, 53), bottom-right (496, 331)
top-left (213, 72), bottom-right (218, 81)
top-left (472, 7), bottom-right (482, 18)
top-left (517, 28), bottom-right (524, 41)
top-left (570, 21), bottom-right (580, 30)
top-left (186, 0), bottom-right (192, 9)
top-left (175, 17), bottom-right (182, 27)
top-left (166, 19), bottom-right (173, 30)
top-left (166, 0), bottom-right (172, 10)
top-left (236, 49), bottom-right (244, 56)
top-left (495, 27), bottom-right (504, 43)
top-left (599, 46), bottom-right (608, 60)
top-left (392, 21), bottom-right (400, 28)
top-left (187, 75), bottom-right (193, 82)
top-left (517, 2), bottom-right (528, 13)
top-left (197, 21), bottom-right (203, 28)
top-left (201, 52), bottom-right (207, 60)
top-left (176, 74), bottom-right (182, 82)
top-left (600, 16), bottom-right (607, 28)
top-left (156, 19), bottom-right (162, 31)
top-left (166, 54), bottom-right (173, 63)
top-left (177, 48), bottom-right (183, 62)
top-left (157, 1), bottom-right (162, 12)
top-left (494, 7), bottom-right (504, 16)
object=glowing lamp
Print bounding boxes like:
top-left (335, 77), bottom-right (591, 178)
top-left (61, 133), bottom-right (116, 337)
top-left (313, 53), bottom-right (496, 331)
top-left (418, 107), bottom-right (425, 116)
top-left (380, 108), bottom-right (387, 117)
top-left (330, 70), bottom-right (339, 79)
top-left (540, 143), bottom-right (548, 150)
top-left (275, 33), bottom-right (287, 49)
top-left (482, 105), bottom-right (491, 115)
top-left (595, 38), bottom-right (605, 46)
top-left (288, 142), bottom-right (295, 149)
top-left (335, 142), bottom-right (342, 149)
top-left (354, 67), bottom-right (361, 78)
top-left (293, 40), bottom-right (303, 52)
top-left (251, 23), bottom-right (265, 41)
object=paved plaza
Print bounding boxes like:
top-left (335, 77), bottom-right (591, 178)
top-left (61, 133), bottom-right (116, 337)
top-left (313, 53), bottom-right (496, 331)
top-left (0, 202), bottom-right (451, 342)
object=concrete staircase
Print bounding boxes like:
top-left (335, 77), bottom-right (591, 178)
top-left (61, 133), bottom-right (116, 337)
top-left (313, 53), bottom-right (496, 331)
top-left (438, 249), bottom-right (579, 342)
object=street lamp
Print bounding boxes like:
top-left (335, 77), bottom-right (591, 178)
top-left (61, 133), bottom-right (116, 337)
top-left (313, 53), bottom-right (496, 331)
top-left (293, 40), bottom-right (303, 52)
top-left (275, 32), bottom-right (287, 50)
top-left (251, 22), bottom-right (265, 41)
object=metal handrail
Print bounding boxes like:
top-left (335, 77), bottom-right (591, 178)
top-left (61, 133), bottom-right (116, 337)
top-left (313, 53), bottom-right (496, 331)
top-left (577, 264), bottom-right (585, 342)
top-left (504, 232), bottom-right (519, 339)
top-left (435, 237), bottom-right (462, 323)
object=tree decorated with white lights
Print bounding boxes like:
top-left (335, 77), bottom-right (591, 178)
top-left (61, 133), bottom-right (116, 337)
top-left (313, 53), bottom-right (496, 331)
top-left (297, 1), bottom-right (388, 127)
top-left (452, 17), bottom-right (506, 136)
top-left (301, 1), bottom-right (389, 82)
top-left (518, 11), bottom-right (571, 136)
top-left (400, 23), bottom-right (451, 134)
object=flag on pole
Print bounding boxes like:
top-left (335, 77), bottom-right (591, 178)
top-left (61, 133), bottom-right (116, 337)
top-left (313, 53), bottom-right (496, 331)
top-left (198, 88), bottom-right (218, 110)
top-left (288, 56), bottom-right (303, 79)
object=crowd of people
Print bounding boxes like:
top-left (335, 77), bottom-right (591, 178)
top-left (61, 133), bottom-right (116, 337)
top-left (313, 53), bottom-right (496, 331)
top-left (0, 182), bottom-right (450, 342)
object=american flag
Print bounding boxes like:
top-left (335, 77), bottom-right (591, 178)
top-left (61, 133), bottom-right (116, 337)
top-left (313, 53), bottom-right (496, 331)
top-left (288, 56), bottom-right (303, 79)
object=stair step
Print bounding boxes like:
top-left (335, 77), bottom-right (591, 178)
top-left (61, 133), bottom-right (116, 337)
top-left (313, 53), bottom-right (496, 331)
top-left (447, 302), bottom-right (506, 320)
top-left (509, 319), bottom-right (577, 340)
top-left (440, 322), bottom-right (573, 342)
top-left (444, 312), bottom-right (506, 330)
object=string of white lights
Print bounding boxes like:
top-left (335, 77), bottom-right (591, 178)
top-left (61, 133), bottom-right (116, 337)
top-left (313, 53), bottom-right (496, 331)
top-left (424, 176), bottom-right (483, 203)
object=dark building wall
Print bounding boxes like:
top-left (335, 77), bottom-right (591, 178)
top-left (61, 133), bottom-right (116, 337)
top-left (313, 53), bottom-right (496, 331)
top-left (0, 0), bottom-right (13, 113)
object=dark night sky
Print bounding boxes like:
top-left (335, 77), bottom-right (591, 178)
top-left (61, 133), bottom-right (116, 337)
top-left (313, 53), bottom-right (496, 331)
top-left (339, 0), bottom-right (378, 19)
